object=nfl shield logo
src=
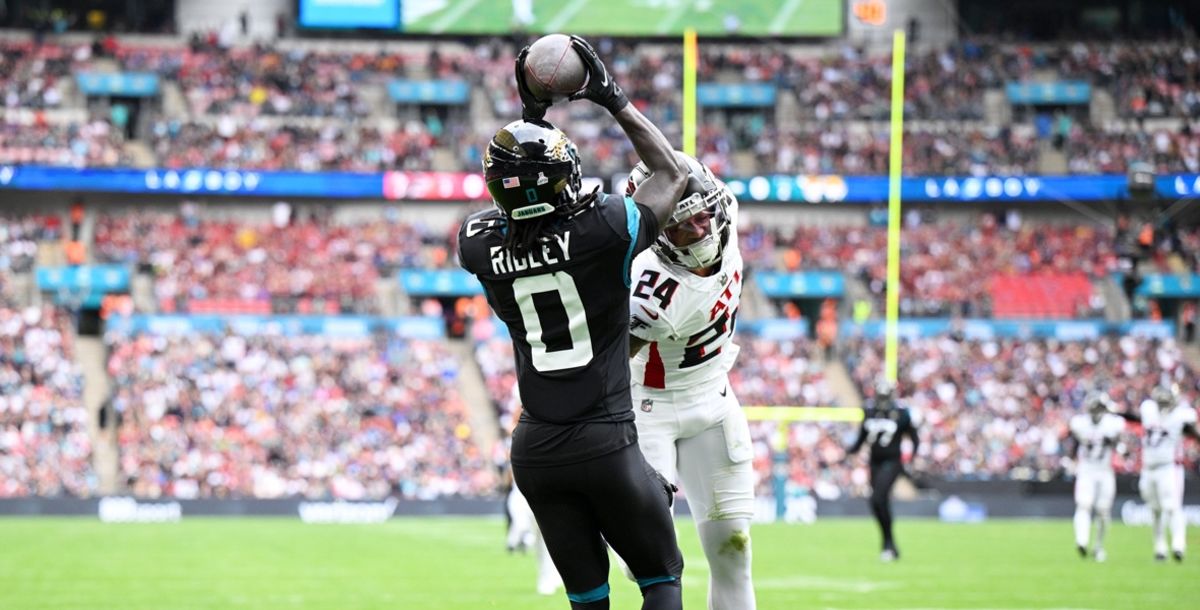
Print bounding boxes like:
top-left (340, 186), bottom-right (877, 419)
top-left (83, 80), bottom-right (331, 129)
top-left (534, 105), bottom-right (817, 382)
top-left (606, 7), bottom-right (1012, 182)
top-left (640, 399), bottom-right (653, 413)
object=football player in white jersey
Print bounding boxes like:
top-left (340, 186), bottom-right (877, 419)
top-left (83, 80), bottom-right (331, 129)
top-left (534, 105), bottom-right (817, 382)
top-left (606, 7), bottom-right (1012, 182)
top-left (1120, 385), bottom-right (1200, 561)
top-left (625, 152), bottom-right (756, 610)
top-left (1067, 392), bottom-right (1126, 562)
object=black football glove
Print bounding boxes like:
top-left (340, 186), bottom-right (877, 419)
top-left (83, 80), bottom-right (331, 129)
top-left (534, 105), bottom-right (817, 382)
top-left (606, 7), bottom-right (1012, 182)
top-left (515, 45), bottom-right (549, 121)
top-left (650, 467), bottom-right (678, 508)
top-left (567, 35), bottom-right (629, 115)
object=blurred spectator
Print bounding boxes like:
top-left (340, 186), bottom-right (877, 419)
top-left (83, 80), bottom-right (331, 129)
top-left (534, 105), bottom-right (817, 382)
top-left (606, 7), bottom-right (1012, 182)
top-left (751, 216), bottom-right (1116, 317)
top-left (0, 305), bottom-right (95, 497)
top-left (0, 118), bottom-right (127, 167)
top-left (95, 208), bottom-right (455, 313)
top-left (106, 331), bottom-right (498, 500)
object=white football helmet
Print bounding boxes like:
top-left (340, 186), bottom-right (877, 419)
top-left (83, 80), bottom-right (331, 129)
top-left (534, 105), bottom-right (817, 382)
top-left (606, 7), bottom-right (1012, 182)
top-left (626, 152), bottom-right (732, 271)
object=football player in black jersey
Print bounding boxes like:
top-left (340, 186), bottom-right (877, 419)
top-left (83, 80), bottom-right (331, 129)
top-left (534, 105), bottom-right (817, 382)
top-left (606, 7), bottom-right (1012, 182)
top-left (458, 36), bottom-right (688, 610)
top-left (846, 379), bottom-right (920, 562)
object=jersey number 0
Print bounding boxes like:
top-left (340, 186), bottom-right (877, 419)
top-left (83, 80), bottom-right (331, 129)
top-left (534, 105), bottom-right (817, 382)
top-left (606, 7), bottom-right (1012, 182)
top-left (513, 272), bottom-right (594, 372)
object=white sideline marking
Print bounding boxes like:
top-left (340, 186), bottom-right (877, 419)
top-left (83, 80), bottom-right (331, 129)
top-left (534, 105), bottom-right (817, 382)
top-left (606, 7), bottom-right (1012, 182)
top-left (769, 0), bottom-right (806, 34)
top-left (755, 575), bottom-right (898, 593)
top-left (656, 0), bottom-right (695, 34)
top-left (546, 0), bottom-right (590, 32)
top-left (431, 0), bottom-right (484, 33)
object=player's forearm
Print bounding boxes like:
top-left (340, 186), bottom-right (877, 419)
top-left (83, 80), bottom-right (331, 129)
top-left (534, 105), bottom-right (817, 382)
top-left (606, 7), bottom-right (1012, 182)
top-left (1185, 423), bottom-right (1200, 442)
top-left (847, 431), bottom-right (865, 455)
top-left (612, 104), bottom-right (685, 227)
top-left (1116, 411), bottom-right (1140, 423)
top-left (613, 104), bottom-right (676, 175)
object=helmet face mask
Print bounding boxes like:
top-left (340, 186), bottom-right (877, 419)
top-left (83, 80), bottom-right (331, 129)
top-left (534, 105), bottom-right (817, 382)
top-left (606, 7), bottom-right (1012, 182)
top-left (660, 187), bottom-right (731, 269)
top-left (874, 379), bottom-right (896, 409)
top-left (1152, 385), bottom-right (1177, 411)
top-left (483, 119), bottom-right (583, 221)
top-left (626, 152), bottom-right (732, 271)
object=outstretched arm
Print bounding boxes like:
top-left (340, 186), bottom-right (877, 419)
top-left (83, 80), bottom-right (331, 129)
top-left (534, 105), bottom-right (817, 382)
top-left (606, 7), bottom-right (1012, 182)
top-left (568, 36), bottom-right (685, 229)
top-left (612, 105), bottom-right (686, 228)
top-left (905, 420), bottom-right (920, 461)
top-left (847, 418), bottom-right (867, 456)
top-left (1116, 411), bottom-right (1142, 423)
top-left (1062, 432), bottom-right (1079, 460)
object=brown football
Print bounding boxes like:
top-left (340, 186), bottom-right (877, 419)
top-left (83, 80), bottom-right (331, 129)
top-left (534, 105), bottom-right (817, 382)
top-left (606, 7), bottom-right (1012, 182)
top-left (522, 34), bottom-right (588, 102)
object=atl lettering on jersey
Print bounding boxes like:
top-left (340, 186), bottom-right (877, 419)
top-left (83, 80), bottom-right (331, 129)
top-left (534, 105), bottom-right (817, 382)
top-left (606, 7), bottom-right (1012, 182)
top-left (630, 196), bottom-right (743, 390)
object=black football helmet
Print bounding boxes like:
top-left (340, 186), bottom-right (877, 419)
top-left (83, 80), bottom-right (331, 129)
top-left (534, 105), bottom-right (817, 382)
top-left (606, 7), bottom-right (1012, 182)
top-left (625, 151), bottom-right (732, 270)
top-left (483, 119), bottom-right (583, 221)
top-left (1084, 391), bottom-right (1112, 421)
top-left (874, 379), bottom-right (897, 409)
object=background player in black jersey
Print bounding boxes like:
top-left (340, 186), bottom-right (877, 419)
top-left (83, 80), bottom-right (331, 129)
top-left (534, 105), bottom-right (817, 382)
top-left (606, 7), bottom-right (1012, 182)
top-left (845, 379), bottom-right (920, 562)
top-left (458, 35), bottom-right (688, 610)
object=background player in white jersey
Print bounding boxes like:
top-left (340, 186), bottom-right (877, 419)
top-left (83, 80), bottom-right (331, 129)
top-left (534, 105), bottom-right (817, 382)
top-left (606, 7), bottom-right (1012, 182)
top-left (1119, 385), bottom-right (1200, 561)
top-left (1066, 392), bottom-right (1126, 562)
top-left (625, 153), bottom-right (756, 610)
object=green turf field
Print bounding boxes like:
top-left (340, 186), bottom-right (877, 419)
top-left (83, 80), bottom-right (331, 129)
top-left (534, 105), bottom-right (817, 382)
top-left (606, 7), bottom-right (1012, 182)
top-left (0, 517), bottom-right (1196, 609)
top-left (403, 0), bottom-right (843, 36)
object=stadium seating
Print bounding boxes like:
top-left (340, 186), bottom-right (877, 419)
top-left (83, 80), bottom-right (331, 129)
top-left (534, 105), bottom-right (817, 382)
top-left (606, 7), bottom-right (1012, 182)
top-left (0, 118), bottom-right (128, 168)
top-left (0, 305), bottom-right (95, 497)
top-left (473, 338), bottom-right (519, 431)
top-left (94, 210), bottom-right (456, 314)
top-left (728, 338), bottom-right (855, 498)
top-left (990, 273), bottom-right (1094, 318)
top-left (2, 33), bottom-right (1198, 506)
top-left (844, 334), bottom-right (1199, 480)
top-left (0, 39), bottom-right (1196, 174)
top-left (106, 330), bottom-right (496, 500)
top-left (766, 218), bottom-right (1114, 318)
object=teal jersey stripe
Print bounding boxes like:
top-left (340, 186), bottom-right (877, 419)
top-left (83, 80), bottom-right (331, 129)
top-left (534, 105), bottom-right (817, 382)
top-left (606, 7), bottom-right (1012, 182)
top-left (623, 196), bottom-right (642, 288)
top-left (567, 582), bottom-right (611, 603)
top-left (636, 575), bottom-right (678, 588)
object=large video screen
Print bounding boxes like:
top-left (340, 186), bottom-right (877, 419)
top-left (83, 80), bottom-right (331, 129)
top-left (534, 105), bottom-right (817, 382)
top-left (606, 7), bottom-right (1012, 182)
top-left (404, 0), bottom-right (843, 36)
top-left (299, 0), bottom-right (400, 29)
top-left (300, 0), bottom-right (843, 36)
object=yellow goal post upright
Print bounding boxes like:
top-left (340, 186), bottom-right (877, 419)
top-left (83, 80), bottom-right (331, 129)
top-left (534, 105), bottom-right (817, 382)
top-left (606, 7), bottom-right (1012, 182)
top-left (682, 28), bottom-right (697, 157)
top-left (739, 30), bottom-right (907, 520)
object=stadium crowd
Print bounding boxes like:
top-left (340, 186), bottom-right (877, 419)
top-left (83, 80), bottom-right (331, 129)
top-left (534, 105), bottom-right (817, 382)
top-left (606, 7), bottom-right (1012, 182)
top-left (0, 212), bottom-right (63, 280)
top-left (106, 330), bottom-right (496, 500)
top-left (472, 338), bottom-right (518, 432)
top-left (0, 304), bottom-right (95, 497)
top-left (0, 40), bottom-right (80, 109)
top-left (759, 215), bottom-right (1117, 317)
top-left (146, 120), bottom-right (450, 172)
top-left (94, 207), bottom-right (456, 313)
top-left (0, 118), bottom-right (128, 168)
top-left (1, 39), bottom-right (1198, 174)
top-left (845, 334), bottom-right (1200, 481)
top-left (727, 338), bottom-right (853, 499)
top-left (2, 33), bottom-right (1199, 504)
top-left (722, 332), bottom-right (1200, 500)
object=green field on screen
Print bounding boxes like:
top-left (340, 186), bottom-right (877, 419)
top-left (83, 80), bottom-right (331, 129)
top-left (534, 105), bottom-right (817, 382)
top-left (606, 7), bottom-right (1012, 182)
top-left (402, 0), bottom-right (843, 36)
